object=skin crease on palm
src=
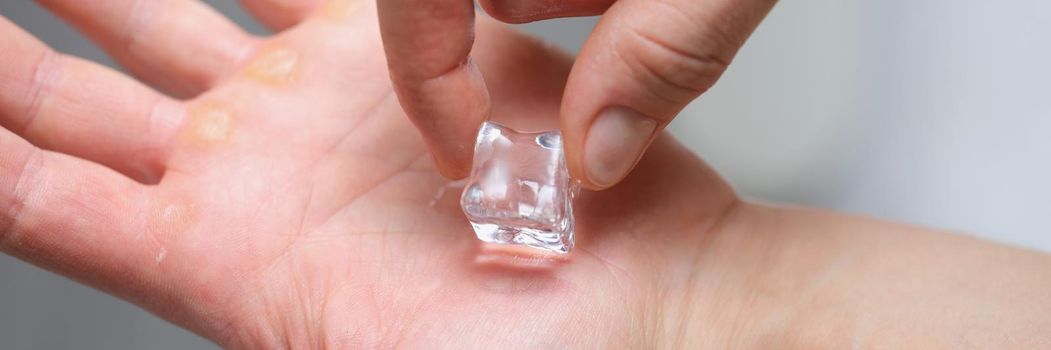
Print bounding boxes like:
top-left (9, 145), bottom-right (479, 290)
top-left (0, 0), bottom-right (1049, 349)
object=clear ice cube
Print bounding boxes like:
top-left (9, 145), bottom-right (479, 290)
top-left (460, 121), bottom-right (579, 254)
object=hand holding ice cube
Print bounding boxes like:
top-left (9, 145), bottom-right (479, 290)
top-left (378, 0), bottom-right (777, 189)
top-left (2, 1), bottom-right (1050, 348)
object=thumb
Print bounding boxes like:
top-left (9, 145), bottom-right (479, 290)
top-left (561, 0), bottom-right (776, 189)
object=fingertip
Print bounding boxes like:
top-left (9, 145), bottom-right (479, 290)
top-left (432, 153), bottom-right (471, 180)
top-left (479, 0), bottom-right (614, 24)
top-left (397, 61), bottom-right (489, 181)
top-left (412, 109), bottom-right (483, 181)
top-left (571, 106), bottom-right (658, 190)
top-left (477, 0), bottom-right (541, 24)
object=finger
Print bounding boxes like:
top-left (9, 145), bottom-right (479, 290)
top-left (37, 0), bottom-right (257, 98)
top-left (0, 17), bottom-right (181, 183)
top-left (378, 0), bottom-right (490, 179)
top-left (239, 0), bottom-right (326, 30)
top-left (561, 0), bottom-right (776, 189)
top-left (479, 0), bottom-right (615, 23)
top-left (0, 128), bottom-right (161, 301)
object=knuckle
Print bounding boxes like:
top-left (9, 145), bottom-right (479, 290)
top-left (618, 28), bottom-right (731, 104)
top-left (0, 149), bottom-right (42, 248)
top-left (479, 0), bottom-right (530, 23)
top-left (21, 50), bottom-right (61, 134)
top-left (481, 0), bottom-right (609, 23)
top-left (122, 0), bottom-right (157, 54)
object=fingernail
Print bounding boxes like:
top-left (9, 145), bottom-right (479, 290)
top-left (583, 106), bottom-right (659, 187)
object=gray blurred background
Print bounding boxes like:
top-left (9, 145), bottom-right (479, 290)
top-left (2, 0), bottom-right (1049, 348)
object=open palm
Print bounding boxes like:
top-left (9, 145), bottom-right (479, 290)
top-left (1, 1), bottom-right (740, 348)
top-left (10, 1), bottom-right (1049, 348)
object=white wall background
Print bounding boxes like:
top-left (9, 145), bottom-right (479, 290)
top-left (1, 0), bottom-right (1049, 348)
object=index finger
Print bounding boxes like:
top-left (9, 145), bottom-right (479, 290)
top-left (378, 0), bottom-right (491, 179)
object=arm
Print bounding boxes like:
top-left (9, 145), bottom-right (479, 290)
top-left (673, 203), bottom-right (1051, 348)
